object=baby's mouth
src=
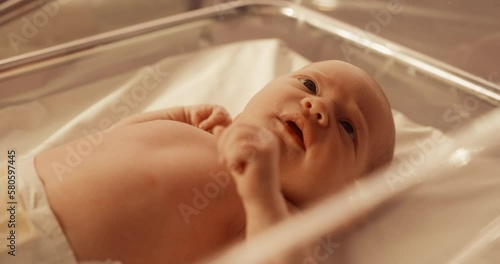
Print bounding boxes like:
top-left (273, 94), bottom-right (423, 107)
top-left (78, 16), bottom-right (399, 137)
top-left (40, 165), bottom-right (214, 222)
top-left (285, 120), bottom-right (305, 149)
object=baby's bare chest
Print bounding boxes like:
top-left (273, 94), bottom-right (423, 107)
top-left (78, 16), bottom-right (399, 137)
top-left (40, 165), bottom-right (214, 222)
top-left (38, 121), bottom-right (245, 262)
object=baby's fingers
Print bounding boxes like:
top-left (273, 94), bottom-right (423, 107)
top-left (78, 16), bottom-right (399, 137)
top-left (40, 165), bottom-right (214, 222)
top-left (223, 141), bottom-right (258, 176)
top-left (199, 110), bottom-right (231, 131)
top-left (213, 126), bottom-right (225, 139)
top-left (217, 125), bottom-right (277, 176)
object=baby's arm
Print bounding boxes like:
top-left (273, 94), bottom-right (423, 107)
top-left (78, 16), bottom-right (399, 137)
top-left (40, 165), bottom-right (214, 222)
top-left (112, 104), bottom-right (231, 133)
top-left (215, 124), bottom-right (310, 263)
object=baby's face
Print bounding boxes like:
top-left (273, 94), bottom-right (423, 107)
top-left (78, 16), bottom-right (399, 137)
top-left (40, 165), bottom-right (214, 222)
top-left (235, 61), bottom-right (395, 207)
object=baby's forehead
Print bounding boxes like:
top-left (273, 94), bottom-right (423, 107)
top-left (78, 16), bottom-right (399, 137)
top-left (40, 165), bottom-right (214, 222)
top-left (300, 61), bottom-right (366, 79)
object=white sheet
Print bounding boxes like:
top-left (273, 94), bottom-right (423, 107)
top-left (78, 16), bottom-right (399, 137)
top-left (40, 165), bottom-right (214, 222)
top-left (1, 39), bottom-right (499, 263)
top-left (1, 39), bottom-right (306, 156)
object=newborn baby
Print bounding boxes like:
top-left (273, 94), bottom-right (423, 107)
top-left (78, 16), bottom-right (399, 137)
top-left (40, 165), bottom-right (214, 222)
top-left (31, 60), bottom-right (395, 263)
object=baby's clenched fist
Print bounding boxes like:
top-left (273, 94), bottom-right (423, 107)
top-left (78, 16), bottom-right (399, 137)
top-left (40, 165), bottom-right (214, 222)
top-left (214, 124), bottom-right (281, 202)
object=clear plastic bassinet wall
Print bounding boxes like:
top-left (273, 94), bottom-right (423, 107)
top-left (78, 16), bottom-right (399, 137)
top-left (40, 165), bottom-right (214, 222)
top-left (0, 1), bottom-right (499, 264)
top-left (1, 0), bottom-right (499, 127)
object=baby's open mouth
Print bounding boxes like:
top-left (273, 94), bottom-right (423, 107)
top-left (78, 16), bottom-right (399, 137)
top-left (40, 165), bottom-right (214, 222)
top-left (285, 120), bottom-right (305, 149)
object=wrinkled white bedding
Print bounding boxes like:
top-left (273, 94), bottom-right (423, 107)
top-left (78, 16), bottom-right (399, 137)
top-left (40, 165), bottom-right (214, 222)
top-left (1, 39), bottom-right (499, 264)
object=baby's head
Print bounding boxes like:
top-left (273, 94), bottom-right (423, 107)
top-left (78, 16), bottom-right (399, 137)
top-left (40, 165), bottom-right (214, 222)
top-left (235, 60), bottom-right (395, 207)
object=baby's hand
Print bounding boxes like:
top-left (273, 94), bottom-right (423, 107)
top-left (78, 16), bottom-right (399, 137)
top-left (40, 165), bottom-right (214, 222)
top-left (188, 104), bottom-right (232, 133)
top-left (214, 124), bottom-right (281, 202)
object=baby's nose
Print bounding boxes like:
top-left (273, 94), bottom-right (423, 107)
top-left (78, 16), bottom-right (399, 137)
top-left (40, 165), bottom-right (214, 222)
top-left (300, 97), bottom-right (329, 127)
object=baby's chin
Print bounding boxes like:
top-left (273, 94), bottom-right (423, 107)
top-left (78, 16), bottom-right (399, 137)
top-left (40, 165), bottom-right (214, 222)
top-left (277, 175), bottom-right (312, 205)
top-left (279, 189), bottom-right (317, 210)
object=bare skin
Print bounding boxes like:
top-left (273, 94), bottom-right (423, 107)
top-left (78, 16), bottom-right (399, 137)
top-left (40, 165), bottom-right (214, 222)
top-left (35, 61), bottom-right (395, 263)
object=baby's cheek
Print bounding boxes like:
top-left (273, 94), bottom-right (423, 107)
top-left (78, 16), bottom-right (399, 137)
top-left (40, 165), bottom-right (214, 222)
top-left (317, 165), bottom-right (349, 190)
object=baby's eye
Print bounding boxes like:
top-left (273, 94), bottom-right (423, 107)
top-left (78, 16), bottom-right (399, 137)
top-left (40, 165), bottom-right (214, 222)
top-left (340, 120), bottom-right (355, 141)
top-left (299, 78), bottom-right (317, 94)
